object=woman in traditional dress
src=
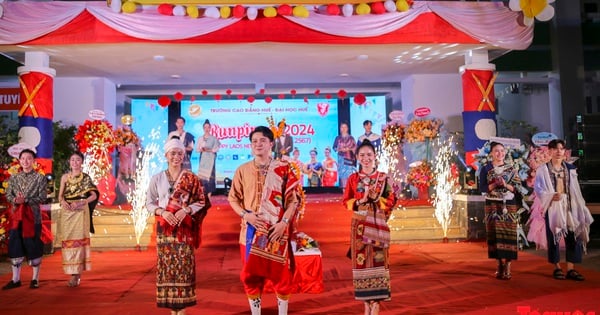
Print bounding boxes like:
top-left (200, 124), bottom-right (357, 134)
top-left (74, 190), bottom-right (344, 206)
top-left (321, 147), bottom-right (338, 187)
top-left (196, 119), bottom-right (221, 197)
top-left (57, 152), bottom-right (98, 287)
top-left (304, 148), bottom-right (323, 187)
top-left (146, 139), bottom-right (210, 315)
top-left (479, 141), bottom-right (521, 280)
top-left (532, 139), bottom-right (593, 281)
top-left (342, 140), bottom-right (397, 315)
top-left (332, 122), bottom-right (356, 188)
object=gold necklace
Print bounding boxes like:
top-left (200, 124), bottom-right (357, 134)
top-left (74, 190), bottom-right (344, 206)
top-left (68, 172), bottom-right (84, 184)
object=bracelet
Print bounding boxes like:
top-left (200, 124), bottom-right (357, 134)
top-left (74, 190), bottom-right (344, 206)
top-left (282, 217), bottom-right (289, 225)
top-left (240, 211), bottom-right (246, 218)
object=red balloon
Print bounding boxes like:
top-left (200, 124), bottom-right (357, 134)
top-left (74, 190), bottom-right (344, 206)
top-left (337, 89), bottom-right (347, 99)
top-left (237, 94), bottom-right (244, 100)
top-left (354, 93), bottom-right (367, 105)
top-left (201, 90), bottom-right (208, 96)
top-left (265, 96), bottom-right (273, 104)
top-left (290, 89), bottom-right (297, 96)
top-left (247, 96), bottom-right (255, 103)
top-left (226, 89), bottom-right (232, 95)
top-left (303, 96), bottom-right (308, 103)
top-left (232, 5), bottom-right (245, 18)
top-left (326, 4), bottom-right (340, 15)
top-left (174, 91), bottom-right (184, 101)
top-left (259, 88), bottom-right (265, 94)
top-left (158, 95), bottom-right (171, 107)
top-left (190, 96), bottom-right (196, 101)
top-left (371, 1), bottom-right (386, 14)
top-left (314, 89), bottom-right (320, 96)
top-left (278, 93), bottom-right (285, 99)
top-left (277, 4), bottom-right (292, 15)
top-left (325, 94), bottom-right (332, 99)
top-left (214, 94), bottom-right (222, 101)
top-left (157, 3), bottom-right (174, 15)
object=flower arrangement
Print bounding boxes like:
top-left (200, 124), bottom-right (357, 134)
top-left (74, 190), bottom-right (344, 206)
top-left (382, 121), bottom-right (406, 147)
top-left (406, 160), bottom-right (434, 188)
top-left (266, 115), bottom-right (286, 139)
top-left (405, 118), bottom-right (443, 143)
top-left (0, 212), bottom-right (8, 254)
top-left (0, 159), bottom-right (46, 195)
top-left (74, 120), bottom-right (116, 154)
top-left (289, 161), bottom-right (306, 221)
top-left (114, 126), bottom-right (140, 147)
top-left (473, 141), bottom-right (531, 195)
top-left (295, 232), bottom-right (318, 251)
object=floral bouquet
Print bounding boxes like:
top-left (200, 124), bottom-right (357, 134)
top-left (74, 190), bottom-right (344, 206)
top-left (74, 119), bottom-right (116, 179)
top-left (406, 160), bottom-right (434, 188)
top-left (405, 118), bottom-right (443, 143)
top-left (472, 141), bottom-right (531, 195)
top-left (295, 232), bottom-right (318, 251)
top-left (0, 212), bottom-right (8, 254)
top-left (114, 126), bottom-right (140, 147)
top-left (266, 115), bottom-right (286, 139)
top-left (382, 121), bottom-right (406, 147)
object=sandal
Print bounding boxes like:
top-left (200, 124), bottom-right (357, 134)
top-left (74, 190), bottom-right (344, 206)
top-left (566, 269), bottom-right (585, 281)
top-left (68, 275), bottom-right (81, 287)
top-left (553, 268), bottom-right (566, 280)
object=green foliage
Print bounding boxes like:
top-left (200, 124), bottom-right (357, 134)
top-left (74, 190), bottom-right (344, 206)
top-left (498, 118), bottom-right (539, 146)
top-left (52, 121), bottom-right (77, 182)
top-left (0, 115), bottom-right (19, 167)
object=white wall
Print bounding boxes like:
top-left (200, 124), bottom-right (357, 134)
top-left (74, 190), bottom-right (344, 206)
top-left (54, 77), bottom-right (116, 126)
top-left (401, 73), bottom-right (464, 132)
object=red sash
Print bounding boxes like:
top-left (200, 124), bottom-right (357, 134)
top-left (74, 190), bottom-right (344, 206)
top-left (11, 204), bottom-right (35, 238)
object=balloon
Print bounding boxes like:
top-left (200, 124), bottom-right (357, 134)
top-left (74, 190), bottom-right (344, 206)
top-left (293, 5), bottom-right (309, 18)
top-left (237, 95), bottom-right (244, 100)
top-left (174, 92), bottom-right (184, 101)
top-left (384, 0), bottom-right (397, 13)
top-left (316, 5), bottom-right (328, 14)
top-left (187, 6), bottom-right (199, 18)
top-left (110, 0), bottom-right (122, 13)
top-left (157, 3), bottom-right (174, 15)
top-left (232, 5), bottom-right (245, 18)
top-left (214, 94), bottom-right (222, 101)
top-left (371, 2), bottom-right (386, 14)
top-left (356, 3), bottom-right (371, 15)
top-left (247, 96), bottom-right (255, 103)
top-left (121, 115), bottom-right (134, 125)
top-left (265, 96), bottom-right (273, 104)
top-left (173, 5), bottom-right (186, 16)
top-left (304, 97), bottom-right (308, 103)
top-left (396, 0), bottom-right (409, 12)
top-left (278, 94), bottom-right (285, 99)
top-left (201, 90), bottom-right (208, 96)
top-left (220, 6), bottom-right (231, 18)
top-left (277, 4), bottom-right (293, 16)
top-left (337, 89), bottom-right (347, 99)
top-left (190, 96), bottom-right (196, 101)
top-left (158, 96), bottom-right (171, 107)
top-left (536, 5), bottom-right (555, 21)
top-left (259, 88), bottom-right (265, 94)
top-left (314, 89), bottom-right (320, 96)
top-left (342, 3), bottom-right (354, 17)
top-left (326, 4), bottom-right (340, 16)
top-left (247, 7), bottom-right (258, 20)
top-left (290, 89), bottom-right (297, 96)
top-left (325, 94), bottom-right (332, 99)
top-left (263, 6), bottom-right (277, 18)
top-left (204, 6), bottom-right (220, 18)
top-left (122, 1), bottom-right (137, 13)
top-left (226, 89), bottom-right (232, 95)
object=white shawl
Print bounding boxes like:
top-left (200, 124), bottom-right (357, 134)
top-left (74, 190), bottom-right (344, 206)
top-left (530, 164), bottom-right (593, 252)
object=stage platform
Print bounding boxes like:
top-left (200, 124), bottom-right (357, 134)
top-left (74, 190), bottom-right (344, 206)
top-left (1, 193), bottom-right (599, 315)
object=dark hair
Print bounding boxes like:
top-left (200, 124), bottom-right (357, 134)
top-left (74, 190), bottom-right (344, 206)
top-left (356, 139), bottom-right (376, 155)
top-left (249, 126), bottom-right (274, 142)
top-left (176, 116), bottom-right (186, 123)
top-left (19, 149), bottom-right (36, 159)
top-left (548, 139), bottom-right (566, 149)
top-left (363, 120), bottom-right (372, 126)
top-left (204, 119), bottom-right (211, 127)
top-left (170, 135), bottom-right (181, 140)
top-left (278, 120), bottom-right (287, 128)
top-left (489, 141), bottom-right (504, 150)
top-left (71, 151), bottom-right (84, 161)
top-left (310, 148), bottom-right (318, 155)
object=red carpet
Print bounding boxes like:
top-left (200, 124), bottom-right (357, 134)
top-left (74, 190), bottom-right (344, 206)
top-left (1, 194), bottom-right (599, 315)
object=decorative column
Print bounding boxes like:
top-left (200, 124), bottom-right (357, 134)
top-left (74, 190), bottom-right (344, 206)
top-left (17, 52), bottom-right (56, 174)
top-left (459, 50), bottom-right (497, 167)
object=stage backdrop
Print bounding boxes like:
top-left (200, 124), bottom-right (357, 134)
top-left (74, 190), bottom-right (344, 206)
top-left (129, 95), bottom-right (388, 187)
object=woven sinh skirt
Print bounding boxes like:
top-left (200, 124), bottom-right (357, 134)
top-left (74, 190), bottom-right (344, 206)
top-left (156, 231), bottom-right (196, 309)
top-left (484, 200), bottom-right (519, 260)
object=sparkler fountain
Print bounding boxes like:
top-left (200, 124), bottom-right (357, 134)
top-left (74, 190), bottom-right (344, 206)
top-left (432, 136), bottom-right (459, 242)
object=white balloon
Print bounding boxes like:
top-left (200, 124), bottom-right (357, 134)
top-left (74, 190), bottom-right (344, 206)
top-left (110, 0), bottom-right (122, 13)
top-left (204, 6), bottom-right (220, 18)
top-left (0, 5), bottom-right (3, 18)
top-left (508, 0), bottom-right (521, 12)
top-left (342, 3), bottom-right (354, 17)
top-left (173, 5), bottom-right (186, 16)
top-left (523, 16), bottom-right (534, 26)
top-left (536, 5), bottom-right (555, 21)
top-left (247, 7), bottom-right (258, 20)
top-left (316, 5), bottom-right (327, 14)
top-left (384, 0), bottom-right (396, 13)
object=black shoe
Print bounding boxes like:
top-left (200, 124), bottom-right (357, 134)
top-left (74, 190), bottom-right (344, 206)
top-left (566, 269), bottom-right (585, 281)
top-left (29, 280), bottom-right (39, 289)
top-left (2, 280), bottom-right (22, 290)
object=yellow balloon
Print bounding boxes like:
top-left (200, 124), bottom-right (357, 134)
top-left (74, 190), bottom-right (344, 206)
top-left (264, 6), bottom-right (277, 18)
top-left (521, 0), bottom-right (547, 18)
top-left (121, 1), bottom-right (137, 13)
top-left (220, 6), bottom-right (231, 18)
top-left (356, 3), bottom-right (371, 15)
top-left (292, 5), bottom-right (309, 18)
top-left (396, 0), bottom-right (409, 12)
top-left (120, 115), bottom-right (134, 125)
top-left (187, 6), bottom-right (199, 18)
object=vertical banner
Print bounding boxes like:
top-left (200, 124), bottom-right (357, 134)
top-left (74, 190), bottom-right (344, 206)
top-left (461, 69), bottom-right (497, 167)
top-left (18, 71), bottom-right (54, 174)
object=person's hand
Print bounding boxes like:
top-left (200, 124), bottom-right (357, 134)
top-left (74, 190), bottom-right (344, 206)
top-left (552, 193), bottom-right (561, 201)
top-left (14, 192), bottom-right (25, 205)
top-left (61, 200), bottom-right (72, 210)
top-left (244, 212), bottom-right (267, 230)
top-left (174, 208), bottom-right (188, 224)
top-left (161, 210), bottom-right (179, 226)
top-left (269, 221), bottom-right (287, 242)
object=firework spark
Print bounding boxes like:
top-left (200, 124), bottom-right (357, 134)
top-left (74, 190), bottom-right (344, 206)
top-left (432, 136), bottom-right (458, 238)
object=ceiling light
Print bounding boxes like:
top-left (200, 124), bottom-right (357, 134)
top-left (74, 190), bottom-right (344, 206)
top-left (170, 74), bottom-right (181, 79)
top-left (153, 55), bottom-right (165, 61)
top-left (357, 54), bottom-right (369, 60)
top-left (339, 73), bottom-right (350, 77)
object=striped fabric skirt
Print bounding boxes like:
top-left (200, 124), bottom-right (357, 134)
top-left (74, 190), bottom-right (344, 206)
top-left (156, 231), bottom-right (197, 310)
top-left (484, 199), bottom-right (519, 260)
